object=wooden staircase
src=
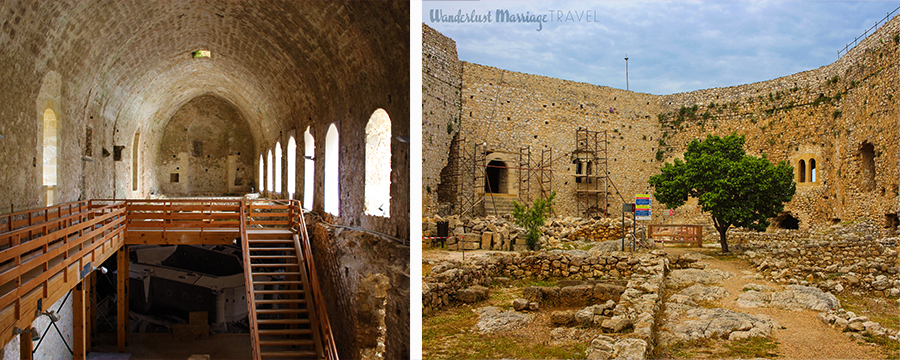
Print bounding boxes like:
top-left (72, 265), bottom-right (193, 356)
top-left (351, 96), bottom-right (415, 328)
top-left (240, 202), bottom-right (337, 360)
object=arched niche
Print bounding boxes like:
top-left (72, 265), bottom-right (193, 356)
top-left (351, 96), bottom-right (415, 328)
top-left (155, 95), bottom-right (255, 196)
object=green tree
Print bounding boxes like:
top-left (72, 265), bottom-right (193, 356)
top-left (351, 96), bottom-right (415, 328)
top-left (511, 191), bottom-right (556, 250)
top-left (648, 133), bottom-right (795, 252)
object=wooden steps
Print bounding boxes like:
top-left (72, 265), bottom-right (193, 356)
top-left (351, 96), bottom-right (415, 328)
top-left (243, 230), bottom-right (323, 360)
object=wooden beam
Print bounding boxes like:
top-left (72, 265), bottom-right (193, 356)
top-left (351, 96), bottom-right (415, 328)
top-left (73, 282), bottom-right (85, 360)
top-left (19, 328), bottom-right (33, 360)
top-left (85, 272), bottom-right (92, 352)
top-left (117, 245), bottom-right (128, 352)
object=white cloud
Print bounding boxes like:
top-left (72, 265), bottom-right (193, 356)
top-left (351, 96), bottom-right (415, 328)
top-left (425, 1), bottom-right (897, 94)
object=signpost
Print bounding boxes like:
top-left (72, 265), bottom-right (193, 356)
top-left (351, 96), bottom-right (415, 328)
top-left (635, 194), bottom-right (652, 249)
top-left (622, 203), bottom-right (634, 251)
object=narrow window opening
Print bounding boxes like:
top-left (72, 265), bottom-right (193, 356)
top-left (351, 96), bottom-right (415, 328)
top-left (884, 213), bottom-right (899, 231)
top-left (132, 133), bottom-right (140, 191)
top-left (275, 142), bottom-right (283, 194)
top-left (324, 124), bottom-right (339, 215)
top-left (170, 173), bottom-right (180, 183)
top-left (303, 127), bottom-right (315, 210)
top-left (798, 159), bottom-right (806, 183)
top-left (573, 159), bottom-right (582, 184)
top-left (84, 127), bottom-right (93, 157)
top-left (42, 109), bottom-right (58, 206)
top-left (859, 141), bottom-right (876, 191)
top-left (810, 159), bottom-right (817, 183)
top-left (365, 109), bottom-right (391, 217)
top-left (258, 154), bottom-right (264, 193)
top-left (266, 150), bottom-right (273, 194)
top-left (287, 136), bottom-right (297, 199)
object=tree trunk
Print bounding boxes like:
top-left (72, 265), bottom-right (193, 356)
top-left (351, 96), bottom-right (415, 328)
top-left (717, 225), bottom-right (729, 253)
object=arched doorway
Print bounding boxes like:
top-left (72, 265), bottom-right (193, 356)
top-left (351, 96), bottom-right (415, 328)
top-left (485, 160), bottom-right (507, 194)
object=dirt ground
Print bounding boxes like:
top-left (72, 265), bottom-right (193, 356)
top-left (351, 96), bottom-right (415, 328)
top-left (665, 246), bottom-right (890, 360)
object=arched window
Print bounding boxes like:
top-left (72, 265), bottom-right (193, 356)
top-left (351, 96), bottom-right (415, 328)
top-left (324, 124), bottom-right (339, 215)
top-left (303, 127), bottom-right (315, 210)
top-left (275, 141), bottom-right (283, 194)
top-left (365, 109), bottom-right (391, 217)
top-left (809, 159), bottom-right (816, 183)
top-left (798, 159), bottom-right (806, 183)
top-left (258, 154), bottom-right (264, 193)
top-left (287, 136), bottom-right (297, 199)
top-left (42, 109), bottom-right (58, 206)
top-left (266, 150), bottom-right (273, 194)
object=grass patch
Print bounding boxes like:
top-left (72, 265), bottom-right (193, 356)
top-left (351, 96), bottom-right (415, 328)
top-left (724, 336), bottom-right (780, 358)
top-left (839, 294), bottom-right (900, 331)
top-left (423, 263), bottom-right (434, 277)
top-left (512, 278), bottom-right (559, 288)
top-left (423, 305), bottom-right (586, 359)
top-left (861, 334), bottom-right (900, 360)
top-left (654, 338), bottom-right (712, 359)
top-left (656, 337), bottom-right (780, 359)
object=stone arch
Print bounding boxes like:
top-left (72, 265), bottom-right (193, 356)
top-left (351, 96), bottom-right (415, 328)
top-left (774, 212), bottom-right (800, 229)
top-left (483, 152), bottom-right (517, 196)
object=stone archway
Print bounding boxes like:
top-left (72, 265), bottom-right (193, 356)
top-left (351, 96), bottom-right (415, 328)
top-left (485, 160), bottom-right (507, 194)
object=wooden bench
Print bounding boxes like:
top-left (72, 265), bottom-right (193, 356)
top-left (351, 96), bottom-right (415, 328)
top-left (648, 224), bottom-right (703, 247)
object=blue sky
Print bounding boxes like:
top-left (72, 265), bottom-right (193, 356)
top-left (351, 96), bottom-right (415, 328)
top-left (423, 1), bottom-right (900, 95)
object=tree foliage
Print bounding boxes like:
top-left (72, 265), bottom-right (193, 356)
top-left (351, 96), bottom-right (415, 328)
top-left (511, 191), bottom-right (556, 250)
top-left (648, 133), bottom-right (795, 252)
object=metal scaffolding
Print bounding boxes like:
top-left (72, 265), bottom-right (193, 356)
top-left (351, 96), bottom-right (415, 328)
top-left (449, 140), bottom-right (553, 217)
top-left (573, 129), bottom-right (609, 218)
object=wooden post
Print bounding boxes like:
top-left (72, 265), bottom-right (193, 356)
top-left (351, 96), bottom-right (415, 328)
top-left (117, 245), bottom-right (128, 352)
top-left (19, 328), bottom-right (33, 360)
top-left (90, 271), bottom-right (98, 349)
top-left (85, 272), bottom-right (92, 352)
top-left (73, 282), bottom-right (86, 360)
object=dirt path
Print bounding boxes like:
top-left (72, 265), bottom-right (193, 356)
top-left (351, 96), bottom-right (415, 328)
top-left (667, 247), bottom-right (883, 359)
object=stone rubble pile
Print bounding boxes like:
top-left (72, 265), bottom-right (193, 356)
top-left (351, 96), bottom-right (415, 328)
top-left (818, 308), bottom-right (899, 340)
top-left (735, 284), bottom-right (841, 311)
top-left (660, 308), bottom-right (780, 345)
top-left (738, 220), bottom-right (900, 297)
top-left (422, 262), bottom-right (492, 315)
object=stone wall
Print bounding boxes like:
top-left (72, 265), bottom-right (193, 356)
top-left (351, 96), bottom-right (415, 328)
top-left (738, 221), bottom-right (900, 296)
top-left (310, 221), bottom-right (409, 360)
top-left (422, 24), bottom-right (463, 216)
top-left (156, 95), bottom-right (255, 196)
top-left (422, 16), bottom-right (900, 231)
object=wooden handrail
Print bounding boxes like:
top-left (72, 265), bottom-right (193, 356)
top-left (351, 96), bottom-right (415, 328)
top-left (0, 201), bottom-right (126, 347)
top-left (239, 202), bottom-right (262, 360)
top-left (294, 202), bottom-right (339, 360)
top-left (0, 200), bottom-right (90, 234)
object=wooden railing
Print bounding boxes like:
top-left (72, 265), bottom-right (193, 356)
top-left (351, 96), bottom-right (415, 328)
top-left (239, 202), bottom-right (262, 360)
top-left (0, 201), bottom-right (126, 346)
top-left (0, 199), bottom-right (337, 359)
top-left (648, 224), bottom-right (703, 247)
top-left (293, 202), bottom-right (339, 360)
top-left (0, 200), bottom-right (91, 234)
top-left (244, 200), bottom-right (293, 228)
